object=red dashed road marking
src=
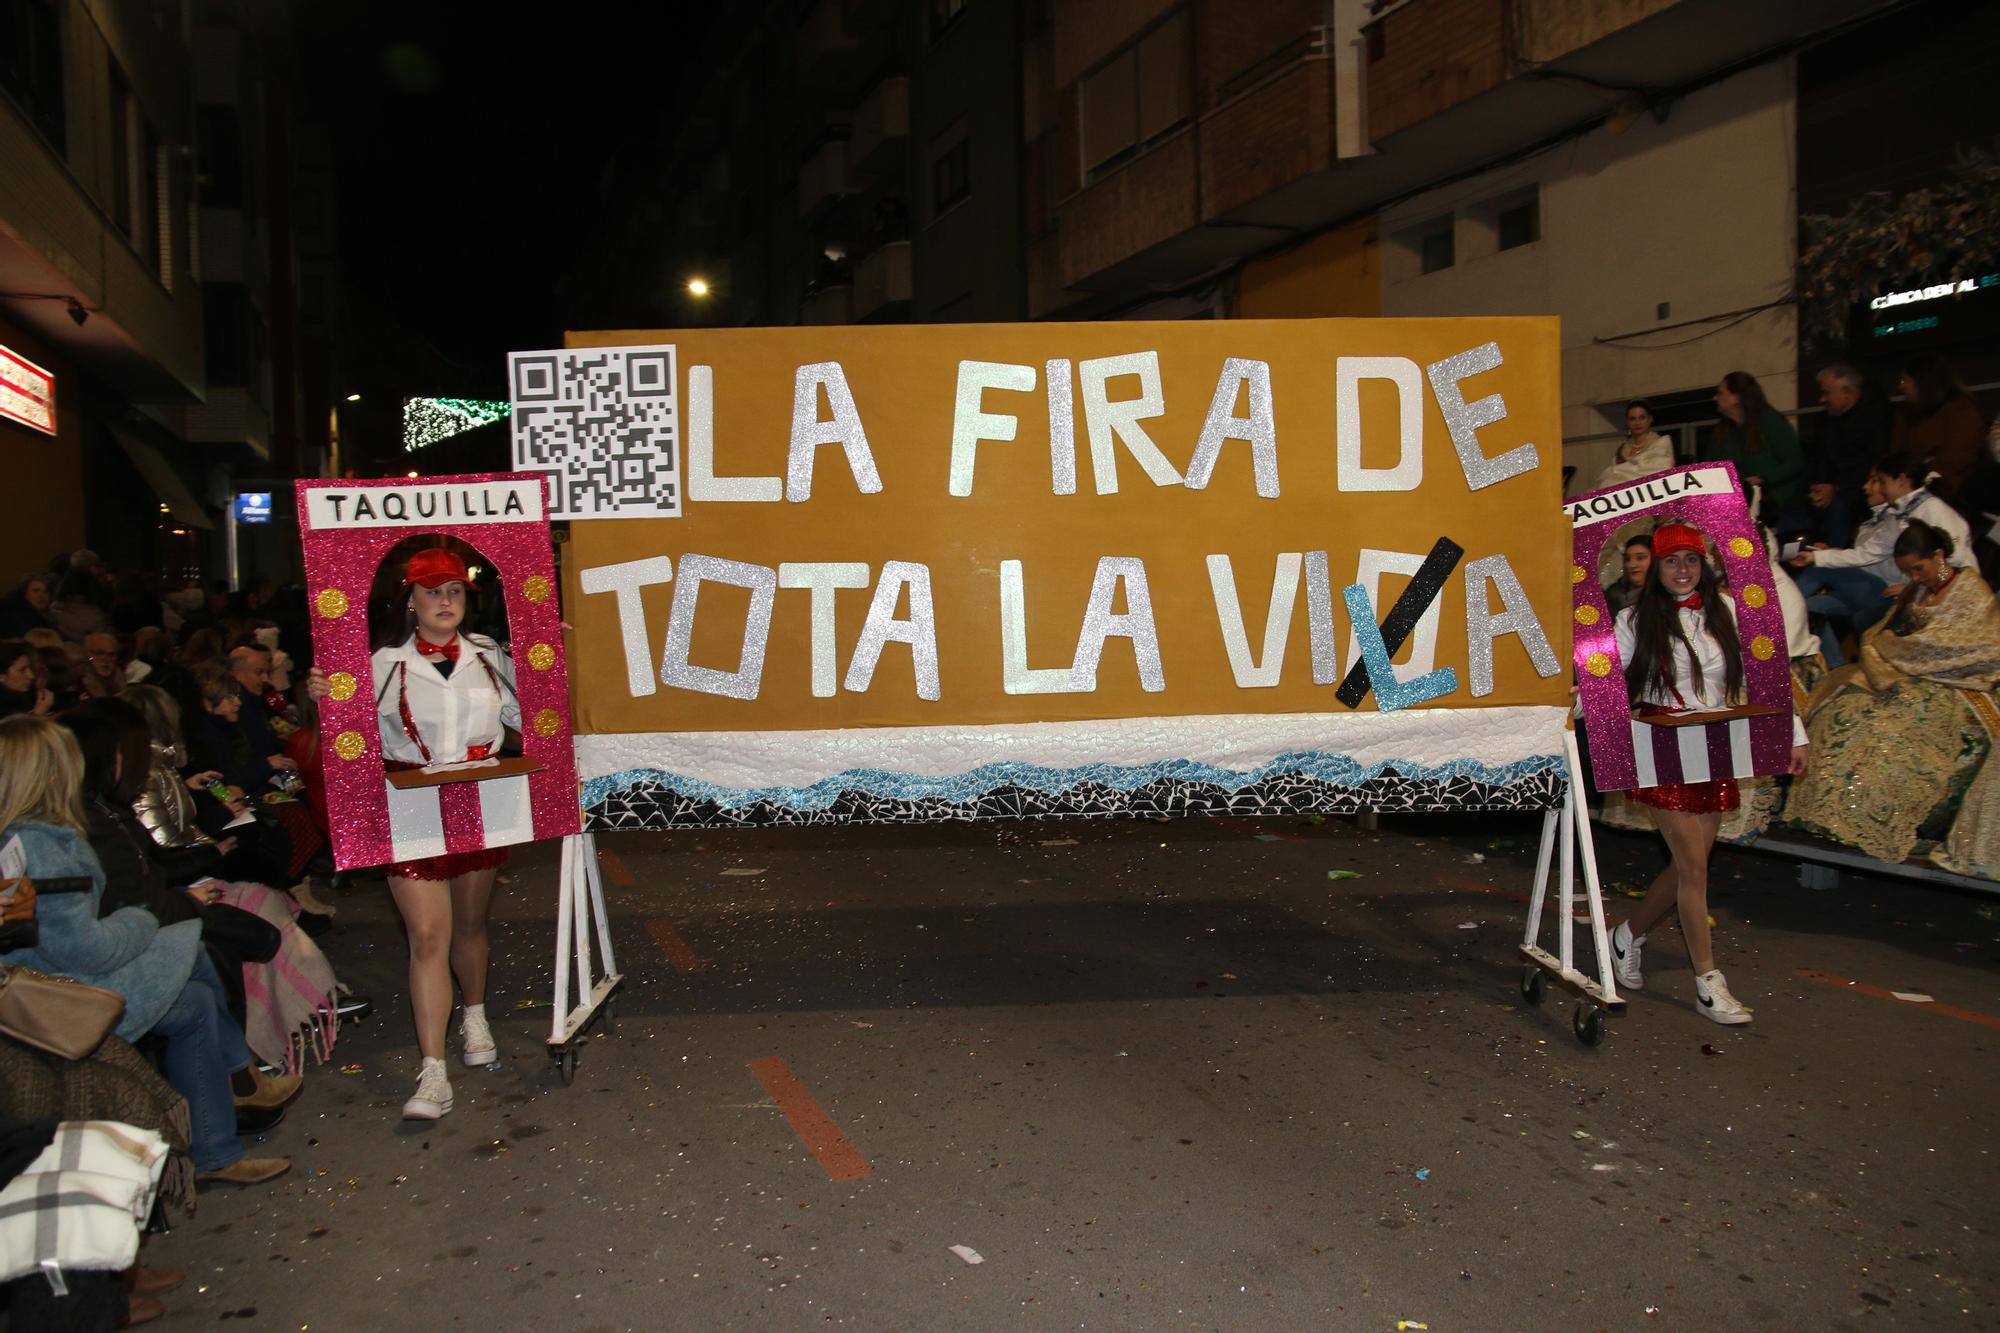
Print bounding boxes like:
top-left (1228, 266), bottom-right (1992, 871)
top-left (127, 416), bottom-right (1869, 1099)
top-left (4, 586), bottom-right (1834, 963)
top-left (644, 918), bottom-right (706, 973)
top-left (1795, 968), bottom-right (2000, 1030)
top-left (747, 1057), bottom-right (873, 1182)
top-left (597, 846), bottom-right (635, 887)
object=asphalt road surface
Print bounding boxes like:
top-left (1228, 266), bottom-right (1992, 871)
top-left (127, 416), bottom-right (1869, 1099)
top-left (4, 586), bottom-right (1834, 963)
top-left (139, 812), bottom-right (1999, 1330)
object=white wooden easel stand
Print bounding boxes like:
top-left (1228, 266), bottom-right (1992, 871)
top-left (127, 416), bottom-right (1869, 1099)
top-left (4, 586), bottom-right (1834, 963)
top-left (1518, 729), bottom-right (1624, 1044)
top-left (549, 830), bottom-right (622, 1082)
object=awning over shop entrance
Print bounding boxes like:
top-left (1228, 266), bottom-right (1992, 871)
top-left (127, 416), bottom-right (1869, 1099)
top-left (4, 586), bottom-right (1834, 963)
top-left (114, 428), bottom-right (215, 530)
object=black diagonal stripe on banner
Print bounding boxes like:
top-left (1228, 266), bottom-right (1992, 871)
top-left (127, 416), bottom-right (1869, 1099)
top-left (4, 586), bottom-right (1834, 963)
top-left (1334, 536), bottom-right (1465, 709)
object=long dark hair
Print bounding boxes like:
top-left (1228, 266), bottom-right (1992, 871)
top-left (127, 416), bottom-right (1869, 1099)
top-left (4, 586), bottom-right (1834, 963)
top-left (58, 697), bottom-right (151, 806)
top-left (1894, 518), bottom-right (1955, 561)
top-left (1721, 371), bottom-right (1769, 453)
top-left (1900, 351), bottom-right (1968, 416)
top-left (1623, 541), bottom-right (1743, 706)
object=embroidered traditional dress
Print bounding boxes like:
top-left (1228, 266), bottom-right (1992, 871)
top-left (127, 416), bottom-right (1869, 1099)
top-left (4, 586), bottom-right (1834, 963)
top-left (1786, 570), bottom-right (2000, 869)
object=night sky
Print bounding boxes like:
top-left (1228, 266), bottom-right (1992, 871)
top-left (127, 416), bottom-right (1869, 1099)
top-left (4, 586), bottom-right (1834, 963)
top-left (297, 5), bottom-right (711, 399)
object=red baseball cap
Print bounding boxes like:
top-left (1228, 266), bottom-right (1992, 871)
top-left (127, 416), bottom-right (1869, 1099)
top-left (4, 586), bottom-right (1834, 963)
top-left (404, 548), bottom-right (470, 589)
top-left (1649, 523), bottom-right (1707, 561)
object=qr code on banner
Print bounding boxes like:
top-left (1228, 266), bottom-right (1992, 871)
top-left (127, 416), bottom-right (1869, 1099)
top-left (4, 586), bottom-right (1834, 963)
top-left (508, 345), bottom-right (681, 518)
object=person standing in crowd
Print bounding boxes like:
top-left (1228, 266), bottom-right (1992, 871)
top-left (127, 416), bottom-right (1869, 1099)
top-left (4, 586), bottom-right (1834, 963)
top-left (1603, 533), bottom-right (1653, 615)
top-left (0, 641), bottom-right (53, 719)
top-left (307, 547), bottom-right (519, 1121)
top-left (78, 631), bottom-right (126, 699)
top-left (1803, 362), bottom-right (1892, 547)
top-left (1592, 401), bottom-right (1676, 491)
top-left (1892, 351), bottom-right (1987, 507)
top-left (48, 565), bottom-right (110, 642)
top-left (1604, 522), bottom-right (1809, 1026)
top-left (0, 574), bottom-right (53, 637)
top-left (1707, 371), bottom-right (1806, 523)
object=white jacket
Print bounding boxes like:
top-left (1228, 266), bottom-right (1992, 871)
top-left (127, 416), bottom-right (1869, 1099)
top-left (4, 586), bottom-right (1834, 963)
top-left (1815, 486), bottom-right (1974, 581)
top-left (1614, 599), bottom-right (1808, 745)
top-left (371, 634), bottom-right (520, 766)
top-left (1591, 432), bottom-right (1676, 491)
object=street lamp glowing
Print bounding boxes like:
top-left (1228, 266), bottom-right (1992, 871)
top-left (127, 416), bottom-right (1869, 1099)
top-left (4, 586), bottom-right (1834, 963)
top-left (345, 393), bottom-right (362, 402)
top-left (686, 277), bottom-right (710, 298)
top-left (406, 470), bottom-right (420, 479)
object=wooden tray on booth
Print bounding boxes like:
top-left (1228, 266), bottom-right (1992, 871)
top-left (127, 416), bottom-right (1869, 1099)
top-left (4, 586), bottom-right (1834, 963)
top-left (1632, 704), bottom-right (1785, 728)
top-left (385, 756), bottom-right (545, 790)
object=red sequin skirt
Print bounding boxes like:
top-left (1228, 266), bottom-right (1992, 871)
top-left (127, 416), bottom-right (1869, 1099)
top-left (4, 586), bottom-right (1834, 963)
top-left (1628, 704), bottom-right (1740, 813)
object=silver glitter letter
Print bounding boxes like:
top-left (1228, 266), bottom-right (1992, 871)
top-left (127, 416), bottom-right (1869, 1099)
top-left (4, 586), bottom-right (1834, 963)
top-left (786, 361), bottom-right (883, 502)
top-left (1426, 342), bottom-right (1538, 491)
top-left (1303, 550), bottom-right (1341, 684)
top-left (1184, 358), bottom-right (1278, 497)
top-left (1046, 358), bottom-right (1077, 496)
top-left (659, 555), bottom-right (778, 701)
top-left (688, 364), bottom-right (782, 502)
top-left (1345, 549), bottom-right (1442, 684)
top-left (998, 559), bottom-right (1085, 695)
top-left (778, 562), bottom-right (870, 698)
top-left (843, 561), bottom-right (940, 701)
top-left (948, 360), bottom-right (1037, 497)
top-left (1463, 554), bottom-right (1559, 697)
top-left (1070, 556), bottom-right (1165, 692)
top-left (1205, 552), bottom-right (1301, 688)
top-left (578, 556), bottom-right (673, 698)
top-left (1078, 352), bottom-right (1181, 495)
top-left (1335, 356), bottom-right (1423, 492)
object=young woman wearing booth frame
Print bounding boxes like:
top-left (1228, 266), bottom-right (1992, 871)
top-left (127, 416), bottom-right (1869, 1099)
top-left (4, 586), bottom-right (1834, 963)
top-left (308, 549), bottom-right (519, 1119)
top-left (1605, 522), bottom-right (1809, 1025)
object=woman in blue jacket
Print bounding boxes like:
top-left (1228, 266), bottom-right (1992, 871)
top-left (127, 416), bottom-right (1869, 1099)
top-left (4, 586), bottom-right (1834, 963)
top-left (0, 714), bottom-right (289, 1186)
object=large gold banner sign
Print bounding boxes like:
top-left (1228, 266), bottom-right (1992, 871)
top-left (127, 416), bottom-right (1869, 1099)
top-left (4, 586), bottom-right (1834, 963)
top-left (536, 318), bottom-right (1571, 827)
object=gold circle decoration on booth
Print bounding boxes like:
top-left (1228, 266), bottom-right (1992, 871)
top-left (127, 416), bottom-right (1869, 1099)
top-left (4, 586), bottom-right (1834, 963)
top-left (1728, 537), bottom-right (1755, 558)
top-left (1585, 652), bottom-right (1613, 678)
top-left (333, 730), bottom-right (368, 761)
top-left (1575, 605), bottom-right (1600, 626)
top-left (523, 575), bottom-right (552, 604)
top-left (526, 643), bottom-right (555, 671)
top-left (533, 708), bottom-right (562, 737)
top-left (1570, 565), bottom-right (1587, 585)
top-left (315, 588), bottom-right (350, 619)
top-left (1750, 635), bottom-right (1776, 661)
top-left (1741, 584), bottom-right (1767, 608)
top-left (326, 671), bottom-right (358, 702)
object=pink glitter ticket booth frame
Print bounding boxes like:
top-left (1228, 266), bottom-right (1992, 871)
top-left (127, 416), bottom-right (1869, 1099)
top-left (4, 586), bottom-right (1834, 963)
top-left (1569, 461), bottom-right (1795, 794)
top-left (296, 473), bottom-right (581, 870)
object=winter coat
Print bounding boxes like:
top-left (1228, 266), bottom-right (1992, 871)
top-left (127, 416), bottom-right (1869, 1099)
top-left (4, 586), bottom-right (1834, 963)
top-left (0, 821), bottom-right (201, 1042)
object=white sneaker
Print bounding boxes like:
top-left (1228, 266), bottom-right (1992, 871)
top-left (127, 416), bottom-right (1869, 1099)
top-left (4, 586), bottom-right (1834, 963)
top-left (402, 1061), bottom-right (453, 1120)
top-left (1611, 921), bottom-right (1645, 991)
top-left (1694, 969), bottom-right (1752, 1025)
top-left (460, 1008), bottom-right (497, 1068)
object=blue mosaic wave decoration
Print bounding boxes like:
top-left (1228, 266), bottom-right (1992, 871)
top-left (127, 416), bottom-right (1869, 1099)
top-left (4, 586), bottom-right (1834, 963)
top-left (582, 752), bottom-right (1565, 829)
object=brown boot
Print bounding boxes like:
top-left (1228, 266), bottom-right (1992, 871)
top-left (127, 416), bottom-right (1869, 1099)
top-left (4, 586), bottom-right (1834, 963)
top-left (125, 1265), bottom-right (184, 1296)
top-left (118, 1294), bottom-right (165, 1326)
top-left (196, 1156), bottom-right (292, 1187)
top-left (232, 1065), bottom-right (303, 1110)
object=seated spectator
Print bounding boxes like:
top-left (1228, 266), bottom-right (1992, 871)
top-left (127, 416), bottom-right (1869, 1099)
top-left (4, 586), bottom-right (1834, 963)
top-left (186, 662), bottom-right (295, 797)
top-left (77, 630), bottom-right (125, 699)
top-left (47, 567), bottom-right (110, 643)
top-left (37, 644), bottom-right (79, 709)
top-left (69, 696), bottom-right (344, 1077)
top-left (1707, 371), bottom-right (1805, 523)
top-left (1592, 401), bottom-right (1675, 491)
top-left (1787, 453), bottom-right (1972, 664)
top-left (1604, 534), bottom-right (1652, 614)
top-left (0, 640), bottom-right (52, 719)
top-left (1787, 522), bottom-right (2000, 870)
top-left (0, 714), bottom-right (290, 1188)
top-left (1801, 362), bottom-right (1892, 549)
top-left (1893, 351), bottom-right (1987, 508)
top-left (0, 573), bottom-right (53, 637)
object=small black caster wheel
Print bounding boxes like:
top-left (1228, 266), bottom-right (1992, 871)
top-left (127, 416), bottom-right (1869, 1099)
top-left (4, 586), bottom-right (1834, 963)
top-left (1573, 1003), bottom-right (1606, 1046)
top-left (555, 1045), bottom-right (578, 1085)
top-left (1520, 966), bottom-right (1547, 1004)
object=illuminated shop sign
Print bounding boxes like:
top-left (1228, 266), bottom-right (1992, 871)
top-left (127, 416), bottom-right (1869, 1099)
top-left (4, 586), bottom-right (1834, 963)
top-left (1868, 273), bottom-right (2000, 310)
top-left (0, 344), bottom-right (55, 436)
top-left (233, 492), bottom-right (273, 524)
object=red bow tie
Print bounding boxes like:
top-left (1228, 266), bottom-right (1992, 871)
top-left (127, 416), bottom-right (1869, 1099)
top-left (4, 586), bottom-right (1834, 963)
top-left (1675, 592), bottom-right (1704, 611)
top-left (417, 635), bottom-right (460, 663)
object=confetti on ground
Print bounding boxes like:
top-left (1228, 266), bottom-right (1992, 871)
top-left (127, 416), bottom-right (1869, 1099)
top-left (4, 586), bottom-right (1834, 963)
top-left (1396, 1322), bottom-right (1429, 1331)
top-left (513, 998), bottom-right (553, 1009)
top-left (1415, 1168), bottom-right (1430, 1182)
top-left (1572, 1130), bottom-right (1591, 1140)
top-left (1892, 991), bottom-right (1935, 1003)
top-left (1254, 834), bottom-right (1282, 842)
top-left (1464, 852), bottom-right (1485, 864)
top-left (1457, 921), bottom-right (1478, 930)
top-left (947, 1245), bottom-right (984, 1265)
top-left (721, 867), bottom-right (765, 877)
top-left (1039, 838), bottom-right (1078, 846)
top-left (1326, 870), bottom-right (1363, 881)
top-left (339, 1064), bottom-right (362, 1074)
